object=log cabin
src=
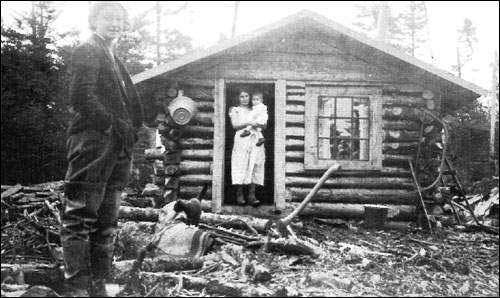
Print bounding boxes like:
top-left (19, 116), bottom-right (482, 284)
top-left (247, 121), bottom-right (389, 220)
top-left (131, 10), bottom-right (487, 220)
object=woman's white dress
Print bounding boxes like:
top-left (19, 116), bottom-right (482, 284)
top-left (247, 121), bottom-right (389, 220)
top-left (229, 106), bottom-right (266, 185)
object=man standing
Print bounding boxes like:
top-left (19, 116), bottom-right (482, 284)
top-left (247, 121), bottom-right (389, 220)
top-left (62, 2), bottom-right (143, 296)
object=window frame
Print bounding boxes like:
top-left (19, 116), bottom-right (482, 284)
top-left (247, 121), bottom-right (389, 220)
top-left (304, 85), bottom-right (383, 170)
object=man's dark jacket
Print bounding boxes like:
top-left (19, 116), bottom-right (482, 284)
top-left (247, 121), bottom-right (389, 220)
top-left (68, 34), bottom-right (143, 148)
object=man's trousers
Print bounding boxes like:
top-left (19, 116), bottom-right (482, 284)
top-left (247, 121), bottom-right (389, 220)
top-left (61, 129), bottom-right (132, 287)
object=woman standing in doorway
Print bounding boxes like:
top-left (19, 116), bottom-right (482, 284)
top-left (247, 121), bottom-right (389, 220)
top-left (229, 90), bottom-right (267, 206)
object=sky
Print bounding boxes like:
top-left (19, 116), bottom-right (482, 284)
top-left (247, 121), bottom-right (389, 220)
top-left (1, 1), bottom-right (499, 91)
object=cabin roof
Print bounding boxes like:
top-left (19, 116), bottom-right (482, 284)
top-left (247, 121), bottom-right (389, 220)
top-left (132, 10), bottom-right (487, 98)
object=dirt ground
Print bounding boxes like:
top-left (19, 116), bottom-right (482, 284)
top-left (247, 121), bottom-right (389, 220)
top-left (129, 219), bottom-right (499, 297)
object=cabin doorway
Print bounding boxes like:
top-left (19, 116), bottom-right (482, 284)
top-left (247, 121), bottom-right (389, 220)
top-left (224, 82), bottom-right (275, 206)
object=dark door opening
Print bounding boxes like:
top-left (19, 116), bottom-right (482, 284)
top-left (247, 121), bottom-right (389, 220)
top-left (224, 83), bottom-right (275, 206)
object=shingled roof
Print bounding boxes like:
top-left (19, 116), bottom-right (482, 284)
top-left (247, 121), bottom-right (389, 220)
top-left (132, 10), bottom-right (487, 98)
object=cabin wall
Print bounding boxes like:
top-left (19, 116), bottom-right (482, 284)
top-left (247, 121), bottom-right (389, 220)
top-left (283, 81), bottom-right (440, 212)
top-left (143, 34), bottom-right (442, 218)
top-left (176, 80), bottom-right (215, 201)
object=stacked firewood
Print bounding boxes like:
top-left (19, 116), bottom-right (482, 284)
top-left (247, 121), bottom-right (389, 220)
top-left (1, 182), bottom-right (64, 264)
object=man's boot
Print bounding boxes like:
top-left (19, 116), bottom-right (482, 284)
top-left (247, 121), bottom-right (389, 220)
top-left (89, 240), bottom-right (115, 297)
top-left (61, 239), bottom-right (91, 297)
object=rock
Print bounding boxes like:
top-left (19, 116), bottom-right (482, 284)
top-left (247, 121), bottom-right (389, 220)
top-left (248, 263), bottom-right (272, 283)
top-left (308, 272), bottom-right (354, 291)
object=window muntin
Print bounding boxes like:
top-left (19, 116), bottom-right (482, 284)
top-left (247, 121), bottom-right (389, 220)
top-left (317, 96), bottom-right (370, 161)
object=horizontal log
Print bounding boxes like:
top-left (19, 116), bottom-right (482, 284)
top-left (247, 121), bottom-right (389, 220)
top-left (181, 86), bottom-right (214, 101)
top-left (286, 81), bottom-right (306, 88)
top-left (285, 162), bottom-right (411, 177)
top-left (119, 206), bottom-right (160, 222)
top-left (285, 126), bottom-right (304, 137)
top-left (286, 114), bottom-right (304, 126)
top-left (384, 130), bottom-right (420, 141)
top-left (382, 142), bottom-right (418, 155)
top-left (179, 160), bottom-right (212, 174)
top-left (195, 101), bottom-right (214, 112)
top-left (285, 150), bottom-right (304, 162)
top-left (285, 176), bottom-right (414, 189)
top-left (191, 112), bottom-right (214, 126)
top-left (179, 186), bottom-right (213, 200)
top-left (1, 263), bottom-right (63, 288)
top-left (180, 138), bottom-right (213, 149)
top-left (179, 174), bottom-right (212, 186)
top-left (287, 94), bottom-right (305, 102)
top-left (286, 138), bottom-right (305, 150)
top-left (122, 196), bottom-right (155, 208)
top-left (181, 149), bottom-right (213, 161)
top-left (286, 88), bottom-right (306, 95)
top-left (182, 126), bottom-right (214, 138)
top-left (286, 104), bottom-right (305, 114)
top-left (383, 120), bottom-right (421, 131)
top-left (286, 187), bottom-right (416, 205)
top-left (382, 95), bottom-right (426, 107)
top-left (382, 154), bottom-right (413, 167)
top-left (290, 202), bottom-right (416, 221)
top-left (179, 79), bottom-right (215, 88)
top-left (383, 106), bottom-right (421, 121)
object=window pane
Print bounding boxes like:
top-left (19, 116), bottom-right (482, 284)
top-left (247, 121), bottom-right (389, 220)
top-left (318, 118), bottom-right (334, 138)
top-left (319, 97), bottom-right (335, 117)
top-left (335, 138), bottom-right (351, 160)
top-left (336, 97), bottom-right (351, 117)
top-left (335, 119), bottom-right (352, 138)
top-left (359, 139), bottom-right (370, 160)
top-left (353, 98), bottom-right (369, 118)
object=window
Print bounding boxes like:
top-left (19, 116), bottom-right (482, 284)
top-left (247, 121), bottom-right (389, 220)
top-left (304, 86), bottom-right (383, 170)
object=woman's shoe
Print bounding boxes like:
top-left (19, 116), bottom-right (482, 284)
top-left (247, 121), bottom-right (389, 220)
top-left (236, 194), bottom-right (246, 205)
top-left (247, 195), bottom-right (261, 207)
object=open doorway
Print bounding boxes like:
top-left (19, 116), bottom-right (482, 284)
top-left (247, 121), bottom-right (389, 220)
top-left (224, 82), bottom-right (275, 206)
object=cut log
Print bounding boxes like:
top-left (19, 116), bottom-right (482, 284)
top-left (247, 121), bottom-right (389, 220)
top-left (383, 120), bottom-right (421, 131)
top-left (284, 126), bottom-right (304, 137)
top-left (286, 187), bottom-right (416, 204)
top-left (286, 104), bottom-right (305, 114)
top-left (195, 100), bottom-right (214, 112)
top-left (382, 142), bottom-right (418, 155)
top-left (382, 95), bottom-right (425, 107)
top-left (191, 112), bottom-right (214, 126)
top-left (178, 186), bottom-right (213, 199)
top-left (138, 272), bottom-right (244, 296)
top-left (285, 176), bottom-right (414, 189)
top-left (286, 81), bottom-right (306, 88)
top-left (286, 114), bottom-right (305, 126)
top-left (287, 88), bottom-right (306, 95)
top-left (119, 206), bottom-right (160, 222)
top-left (383, 106), bottom-right (422, 120)
top-left (1, 263), bottom-right (63, 288)
top-left (289, 202), bottom-right (416, 220)
top-left (112, 257), bottom-right (203, 283)
top-left (181, 149), bottom-right (213, 161)
top-left (285, 162), bottom-right (411, 177)
top-left (384, 130), bottom-right (420, 142)
top-left (199, 212), bottom-right (269, 233)
top-left (287, 94), bottom-right (305, 103)
top-left (285, 150), bottom-right (304, 161)
top-left (285, 138), bottom-right (305, 150)
top-left (179, 160), bottom-right (211, 174)
top-left (179, 174), bottom-right (212, 186)
top-left (179, 138), bottom-right (213, 149)
top-left (182, 126), bottom-right (214, 138)
top-left (1, 184), bottom-right (22, 199)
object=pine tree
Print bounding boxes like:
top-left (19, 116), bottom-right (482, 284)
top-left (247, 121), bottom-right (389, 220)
top-left (398, 1), bottom-right (429, 57)
top-left (1, 1), bottom-right (70, 183)
top-left (452, 18), bottom-right (478, 78)
top-left (353, 1), bottom-right (404, 47)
